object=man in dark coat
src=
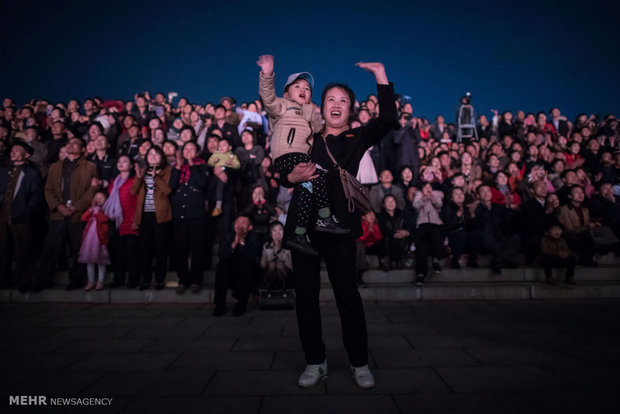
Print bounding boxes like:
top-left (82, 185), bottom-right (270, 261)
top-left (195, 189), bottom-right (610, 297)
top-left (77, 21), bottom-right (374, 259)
top-left (0, 142), bottom-right (44, 291)
top-left (468, 184), bottom-right (521, 273)
top-left (213, 215), bottom-right (260, 317)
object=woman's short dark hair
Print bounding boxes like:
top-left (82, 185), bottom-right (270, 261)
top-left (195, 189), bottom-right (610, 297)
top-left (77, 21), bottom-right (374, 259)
top-left (382, 194), bottom-right (397, 205)
top-left (88, 121), bottom-right (104, 134)
top-left (269, 220), bottom-right (284, 233)
top-left (320, 82), bottom-right (357, 124)
top-left (163, 139), bottom-right (178, 150)
top-left (180, 125), bottom-right (196, 140)
top-left (181, 140), bottom-right (198, 151)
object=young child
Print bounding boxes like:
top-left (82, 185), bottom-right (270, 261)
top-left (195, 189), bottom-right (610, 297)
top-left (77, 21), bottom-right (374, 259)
top-left (207, 138), bottom-right (241, 216)
top-left (257, 54), bottom-right (348, 255)
top-left (78, 191), bottom-right (111, 291)
top-left (541, 223), bottom-right (577, 285)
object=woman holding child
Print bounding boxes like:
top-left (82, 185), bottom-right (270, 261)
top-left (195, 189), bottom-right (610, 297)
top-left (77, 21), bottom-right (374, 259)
top-left (278, 58), bottom-right (397, 390)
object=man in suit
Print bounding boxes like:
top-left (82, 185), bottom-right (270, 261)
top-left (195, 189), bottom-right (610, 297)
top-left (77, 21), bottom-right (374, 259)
top-left (369, 169), bottom-right (405, 212)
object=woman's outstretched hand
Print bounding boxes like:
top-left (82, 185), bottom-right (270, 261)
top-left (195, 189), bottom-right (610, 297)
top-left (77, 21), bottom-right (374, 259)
top-left (257, 55), bottom-right (274, 76)
top-left (356, 62), bottom-right (388, 85)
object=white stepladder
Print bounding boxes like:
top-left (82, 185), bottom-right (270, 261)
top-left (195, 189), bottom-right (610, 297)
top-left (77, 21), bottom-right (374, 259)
top-left (456, 93), bottom-right (479, 143)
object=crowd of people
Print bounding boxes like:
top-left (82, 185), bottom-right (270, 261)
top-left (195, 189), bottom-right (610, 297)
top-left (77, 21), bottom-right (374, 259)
top-left (1, 85), bottom-right (619, 303)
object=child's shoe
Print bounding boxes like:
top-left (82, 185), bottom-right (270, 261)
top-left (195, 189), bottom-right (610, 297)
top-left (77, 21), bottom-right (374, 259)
top-left (212, 208), bottom-right (222, 217)
top-left (84, 282), bottom-right (95, 291)
top-left (315, 216), bottom-right (350, 235)
top-left (95, 281), bottom-right (104, 291)
top-left (286, 234), bottom-right (319, 256)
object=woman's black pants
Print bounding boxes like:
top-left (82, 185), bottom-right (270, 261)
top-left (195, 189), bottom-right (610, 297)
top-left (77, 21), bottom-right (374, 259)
top-left (291, 232), bottom-right (368, 367)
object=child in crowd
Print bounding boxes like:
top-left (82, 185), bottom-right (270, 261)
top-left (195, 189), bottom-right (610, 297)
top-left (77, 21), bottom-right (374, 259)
top-left (207, 138), bottom-right (240, 216)
top-left (79, 191), bottom-right (111, 291)
top-left (541, 224), bottom-right (576, 285)
top-left (257, 54), bottom-right (348, 255)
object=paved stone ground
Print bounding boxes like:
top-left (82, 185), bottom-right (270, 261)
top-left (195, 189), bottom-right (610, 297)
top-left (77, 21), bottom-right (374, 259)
top-left (2, 299), bottom-right (620, 413)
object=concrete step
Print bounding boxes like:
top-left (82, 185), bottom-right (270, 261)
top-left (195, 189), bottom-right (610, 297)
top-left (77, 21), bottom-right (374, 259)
top-left (5, 278), bottom-right (620, 304)
top-left (50, 263), bottom-right (620, 287)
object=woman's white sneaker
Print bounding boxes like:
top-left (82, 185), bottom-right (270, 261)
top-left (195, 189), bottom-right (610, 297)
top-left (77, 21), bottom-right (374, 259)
top-left (351, 365), bottom-right (375, 389)
top-left (298, 360), bottom-right (327, 388)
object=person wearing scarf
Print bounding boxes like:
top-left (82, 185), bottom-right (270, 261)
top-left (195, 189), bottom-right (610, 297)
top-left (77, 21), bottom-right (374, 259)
top-left (103, 154), bottom-right (139, 288)
top-left (169, 141), bottom-right (208, 294)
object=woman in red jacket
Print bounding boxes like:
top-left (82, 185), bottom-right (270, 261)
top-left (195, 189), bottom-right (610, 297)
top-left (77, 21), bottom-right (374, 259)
top-left (103, 154), bottom-right (140, 288)
top-left (491, 171), bottom-right (521, 209)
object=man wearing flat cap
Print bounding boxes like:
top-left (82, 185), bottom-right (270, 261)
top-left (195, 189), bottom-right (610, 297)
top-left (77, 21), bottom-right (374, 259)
top-left (0, 141), bottom-right (44, 291)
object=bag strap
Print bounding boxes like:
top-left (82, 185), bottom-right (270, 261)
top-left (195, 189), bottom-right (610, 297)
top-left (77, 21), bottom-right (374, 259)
top-left (322, 136), bottom-right (340, 168)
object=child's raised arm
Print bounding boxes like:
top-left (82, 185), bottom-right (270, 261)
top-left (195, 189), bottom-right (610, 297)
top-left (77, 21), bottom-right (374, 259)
top-left (257, 54), bottom-right (283, 118)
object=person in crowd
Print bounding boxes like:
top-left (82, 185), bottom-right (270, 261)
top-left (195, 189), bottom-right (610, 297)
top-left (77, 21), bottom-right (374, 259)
top-left (83, 122), bottom-right (104, 144)
top-left (369, 169), bottom-right (405, 212)
top-left (47, 121), bottom-right (68, 164)
top-left (241, 185), bottom-right (277, 247)
top-left (260, 220), bottom-right (292, 290)
top-left (36, 137), bottom-right (99, 290)
top-left (131, 93), bottom-right (154, 127)
top-left (213, 214), bottom-right (260, 316)
top-left (282, 61), bottom-right (396, 389)
top-left (588, 182), bottom-right (620, 241)
top-left (491, 170), bottom-right (521, 208)
top-left (78, 191), bottom-right (110, 291)
top-left (235, 128), bottom-right (265, 210)
top-left (520, 180), bottom-right (557, 264)
top-left (541, 223), bottom-right (577, 285)
top-left (130, 146), bottom-right (172, 290)
top-left (355, 210), bottom-right (383, 287)
top-left (207, 104), bottom-right (240, 148)
top-left (167, 117), bottom-right (185, 141)
top-left (162, 140), bottom-right (178, 167)
top-left (468, 183), bottom-right (521, 273)
top-left (394, 165), bottom-right (415, 193)
top-left (169, 141), bottom-right (208, 294)
top-left (0, 142), bottom-right (44, 291)
top-left (378, 194), bottom-right (410, 271)
top-left (118, 123), bottom-right (143, 158)
top-left (151, 127), bottom-right (166, 148)
top-left (207, 138), bottom-right (240, 216)
top-left (441, 186), bottom-right (470, 269)
top-left (89, 134), bottom-right (116, 188)
top-left (558, 185), bottom-right (599, 267)
top-left (201, 133), bottom-right (220, 161)
top-left (412, 182), bottom-right (444, 284)
top-left (103, 154), bottom-right (139, 288)
top-left (257, 54), bottom-right (348, 255)
top-left (393, 113), bottom-right (420, 181)
top-left (556, 169), bottom-right (578, 205)
top-left (481, 154), bottom-right (502, 184)
top-left (21, 126), bottom-right (48, 176)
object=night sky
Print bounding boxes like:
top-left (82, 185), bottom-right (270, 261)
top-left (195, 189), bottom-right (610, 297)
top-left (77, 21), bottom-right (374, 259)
top-left (1, 0), bottom-right (618, 120)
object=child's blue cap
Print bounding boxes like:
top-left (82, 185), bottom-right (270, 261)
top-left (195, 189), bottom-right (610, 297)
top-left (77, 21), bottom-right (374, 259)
top-left (284, 72), bottom-right (314, 93)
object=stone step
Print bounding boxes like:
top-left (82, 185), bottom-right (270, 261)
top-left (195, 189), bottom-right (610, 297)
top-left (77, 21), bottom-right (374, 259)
top-left (360, 266), bottom-right (620, 283)
top-left (4, 279), bottom-right (620, 304)
top-left (50, 264), bottom-right (620, 286)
